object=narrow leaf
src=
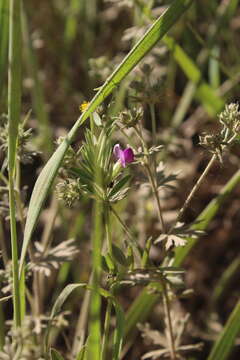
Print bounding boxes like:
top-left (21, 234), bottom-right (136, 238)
top-left (0, 0), bottom-right (9, 101)
top-left (113, 303), bottom-right (125, 360)
top-left (50, 283), bottom-right (86, 320)
top-left (207, 300), bottom-right (240, 360)
top-left (8, 0), bottom-right (22, 328)
top-left (45, 283), bottom-right (87, 351)
top-left (163, 35), bottom-right (224, 115)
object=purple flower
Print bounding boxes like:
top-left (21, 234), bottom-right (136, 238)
top-left (113, 144), bottom-right (134, 168)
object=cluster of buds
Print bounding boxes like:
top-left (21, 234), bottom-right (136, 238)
top-left (219, 103), bottom-right (240, 134)
top-left (56, 179), bottom-right (82, 207)
top-left (199, 133), bottom-right (225, 162)
top-left (56, 136), bottom-right (79, 171)
top-left (130, 64), bottom-right (164, 104)
top-left (118, 107), bottom-right (143, 128)
top-left (199, 103), bottom-right (240, 162)
top-left (0, 114), bottom-right (37, 164)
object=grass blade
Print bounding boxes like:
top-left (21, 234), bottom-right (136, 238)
top-left (207, 300), bottom-right (240, 360)
top-left (8, 0), bottom-right (22, 328)
top-left (211, 255), bottom-right (240, 306)
top-left (22, 8), bottom-right (53, 155)
top-left (0, 0), bottom-right (9, 102)
top-left (19, 0), bottom-right (194, 275)
top-left (45, 283), bottom-right (87, 351)
top-left (163, 35), bottom-right (224, 115)
top-left (45, 282), bottom-right (124, 359)
top-left (113, 303), bottom-right (125, 360)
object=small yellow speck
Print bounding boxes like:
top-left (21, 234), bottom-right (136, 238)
top-left (79, 101), bottom-right (90, 112)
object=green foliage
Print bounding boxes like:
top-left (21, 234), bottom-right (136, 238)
top-left (207, 300), bottom-right (240, 360)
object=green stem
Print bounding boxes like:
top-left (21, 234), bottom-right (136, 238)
top-left (110, 206), bottom-right (142, 266)
top-left (101, 206), bottom-right (113, 359)
top-left (174, 128), bottom-right (237, 228)
top-left (134, 124), bottom-right (166, 232)
top-left (149, 103), bottom-right (157, 164)
top-left (176, 154), bottom-right (216, 224)
top-left (0, 302), bottom-right (5, 350)
top-left (8, 175), bottom-right (21, 328)
top-left (162, 281), bottom-right (176, 360)
top-left (145, 163), bottom-right (165, 233)
top-left (101, 300), bottom-right (112, 360)
top-left (105, 205), bottom-right (113, 257)
top-left (0, 219), bottom-right (8, 267)
top-left (116, 124), bottom-right (137, 150)
top-left (88, 199), bottom-right (102, 360)
top-left (8, 0), bottom-right (22, 330)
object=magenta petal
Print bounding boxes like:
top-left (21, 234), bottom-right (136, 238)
top-left (123, 148), bottom-right (134, 164)
top-left (113, 144), bottom-right (134, 168)
top-left (120, 152), bottom-right (126, 167)
top-left (113, 144), bottom-right (122, 159)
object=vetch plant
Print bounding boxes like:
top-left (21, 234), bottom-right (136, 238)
top-left (2, 0), bottom-right (240, 359)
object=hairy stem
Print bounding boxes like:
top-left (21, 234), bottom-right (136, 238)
top-left (176, 154), bottom-right (216, 223)
top-left (162, 281), bottom-right (176, 360)
top-left (145, 163), bottom-right (165, 233)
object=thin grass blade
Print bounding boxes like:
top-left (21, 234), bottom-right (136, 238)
top-left (207, 300), bottom-right (240, 360)
top-left (0, 0), bottom-right (9, 102)
top-left (45, 283), bottom-right (87, 351)
top-left (113, 303), bottom-right (125, 360)
top-left (211, 255), bottom-right (240, 306)
top-left (163, 35), bottom-right (224, 115)
top-left (8, 0), bottom-right (22, 328)
top-left (22, 8), bottom-right (53, 154)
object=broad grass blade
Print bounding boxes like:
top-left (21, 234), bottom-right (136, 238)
top-left (207, 300), bottom-right (240, 360)
top-left (45, 283), bottom-right (87, 350)
top-left (46, 283), bottom-right (124, 359)
top-left (8, 0), bottom-right (21, 171)
top-left (20, 0), bottom-right (194, 275)
top-left (124, 169), bottom-right (240, 341)
top-left (0, 0), bottom-right (9, 101)
top-left (211, 255), bottom-right (240, 305)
